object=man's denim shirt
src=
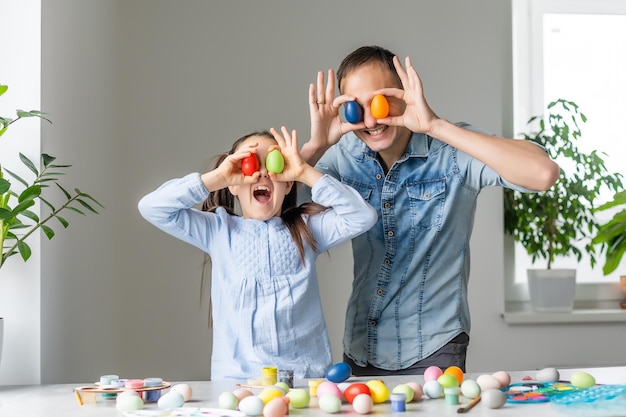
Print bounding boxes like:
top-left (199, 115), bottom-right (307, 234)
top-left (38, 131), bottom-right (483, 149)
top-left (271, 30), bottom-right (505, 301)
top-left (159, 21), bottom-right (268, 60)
top-left (313, 124), bottom-right (533, 371)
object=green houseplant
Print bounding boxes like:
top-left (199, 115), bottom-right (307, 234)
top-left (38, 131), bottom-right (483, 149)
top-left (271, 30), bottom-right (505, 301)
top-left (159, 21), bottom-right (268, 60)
top-left (504, 99), bottom-right (624, 312)
top-left (592, 190), bottom-right (626, 276)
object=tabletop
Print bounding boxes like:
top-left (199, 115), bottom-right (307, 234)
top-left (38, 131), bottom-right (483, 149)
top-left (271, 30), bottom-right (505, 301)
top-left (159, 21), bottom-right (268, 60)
top-left (1, 366), bottom-right (625, 417)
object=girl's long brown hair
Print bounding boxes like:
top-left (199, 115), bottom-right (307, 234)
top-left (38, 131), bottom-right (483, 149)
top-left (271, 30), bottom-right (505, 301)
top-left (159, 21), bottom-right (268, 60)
top-left (200, 131), bottom-right (328, 326)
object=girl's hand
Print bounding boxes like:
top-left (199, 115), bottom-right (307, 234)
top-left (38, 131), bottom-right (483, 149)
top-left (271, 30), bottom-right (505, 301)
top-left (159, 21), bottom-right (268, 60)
top-left (374, 56), bottom-right (440, 135)
top-left (213, 142), bottom-right (261, 186)
top-left (268, 126), bottom-right (308, 182)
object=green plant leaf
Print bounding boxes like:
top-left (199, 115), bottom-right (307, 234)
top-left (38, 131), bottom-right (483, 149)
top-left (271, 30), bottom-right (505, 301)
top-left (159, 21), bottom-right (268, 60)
top-left (0, 85), bottom-right (8, 96)
top-left (18, 185), bottom-right (42, 203)
top-left (42, 225), bottom-right (55, 240)
top-left (67, 206), bottom-right (85, 215)
top-left (12, 199), bottom-right (35, 215)
top-left (0, 207), bottom-right (13, 221)
top-left (19, 153), bottom-right (39, 176)
top-left (0, 178), bottom-right (10, 194)
top-left (76, 198), bottom-right (98, 214)
top-left (17, 240), bottom-right (31, 261)
top-left (54, 215), bottom-right (69, 228)
top-left (3, 167), bottom-right (28, 188)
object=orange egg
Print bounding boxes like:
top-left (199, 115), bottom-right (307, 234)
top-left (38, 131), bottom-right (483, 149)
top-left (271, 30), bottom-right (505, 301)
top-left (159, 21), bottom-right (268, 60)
top-left (444, 365), bottom-right (464, 385)
top-left (370, 94), bottom-right (389, 119)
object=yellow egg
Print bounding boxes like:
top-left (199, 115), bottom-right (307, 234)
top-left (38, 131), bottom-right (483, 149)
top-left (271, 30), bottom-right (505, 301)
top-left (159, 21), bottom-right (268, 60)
top-left (258, 387), bottom-right (284, 404)
top-left (365, 379), bottom-right (389, 403)
top-left (370, 94), bottom-right (389, 119)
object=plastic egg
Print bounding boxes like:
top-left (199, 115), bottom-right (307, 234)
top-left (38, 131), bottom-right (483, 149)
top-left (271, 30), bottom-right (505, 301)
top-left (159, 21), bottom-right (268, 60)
top-left (316, 381), bottom-right (342, 399)
top-left (326, 362), bottom-right (352, 383)
top-left (274, 382), bottom-right (290, 393)
top-left (169, 383), bottom-right (193, 401)
top-left (570, 371), bottom-right (596, 388)
top-left (423, 380), bottom-right (443, 399)
top-left (241, 154), bottom-right (259, 176)
top-left (343, 383), bottom-right (371, 403)
top-left (536, 367), bottom-right (560, 382)
top-left (265, 149), bottom-right (284, 174)
top-left (405, 381), bottom-right (423, 402)
top-left (392, 384), bottom-right (414, 403)
top-left (460, 379), bottom-right (481, 399)
top-left (263, 397), bottom-right (290, 417)
top-left (365, 379), bottom-right (389, 403)
top-left (234, 388), bottom-right (254, 401)
top-left (444, 365), bottom-right (465, 385)
top-left (238, 395), bottom-right (265, 416)
top-left (116, 394), bottom-right (143, 412)
top-left (370, 94), bottom-right (389, 119)
top-left (491, 371), bottom-right (511, 387)
top-left (476, 374), bottom-right (501, 391)
top-left (286, 388), bottom-right (310, 408)
top-left (437, 373), bottom-right (459, 388)
top-left (157, 391), bottom-right (184, 409)
top-left (218, 391), bottom-right (239, 410)
top-left (482, 388), bottom-right (507, 409)
top-left (318, 393), bottom-right (342, 414)
top-left (424, 365), bottom-right (443, 382)
top-left (352, 393), bottom-right (374, 414)
top-left (344, 101), bottom-right (363, 124)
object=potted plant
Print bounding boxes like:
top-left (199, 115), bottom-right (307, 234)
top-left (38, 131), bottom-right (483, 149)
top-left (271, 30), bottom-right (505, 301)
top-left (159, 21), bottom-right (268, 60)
top-left (504, 99), bottom-right (624, 312)
top-left (0, 84), bottom-right (103, 363)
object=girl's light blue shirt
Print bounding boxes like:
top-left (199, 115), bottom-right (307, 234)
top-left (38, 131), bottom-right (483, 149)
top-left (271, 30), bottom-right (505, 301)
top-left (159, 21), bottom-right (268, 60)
top-left (313, 125), bottom-right (537, 371)
top-left (138, 173), bottom-right (377, 380)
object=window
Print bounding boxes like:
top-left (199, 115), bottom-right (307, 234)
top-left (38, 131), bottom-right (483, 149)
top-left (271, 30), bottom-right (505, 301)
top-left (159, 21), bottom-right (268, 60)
top-left (509, 0), bottom-right (626, 302)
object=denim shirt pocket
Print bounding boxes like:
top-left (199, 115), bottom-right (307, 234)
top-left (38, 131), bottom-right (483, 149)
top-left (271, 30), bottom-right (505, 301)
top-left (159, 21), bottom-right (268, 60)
top-left (406, 179), bottom-right (446, 229)
top-left (342, 178), bottom-right (374, 203)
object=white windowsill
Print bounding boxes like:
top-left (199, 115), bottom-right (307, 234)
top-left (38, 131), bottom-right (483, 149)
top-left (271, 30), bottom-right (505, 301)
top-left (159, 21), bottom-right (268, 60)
top-left (503, 300), bottom-right (626, 324)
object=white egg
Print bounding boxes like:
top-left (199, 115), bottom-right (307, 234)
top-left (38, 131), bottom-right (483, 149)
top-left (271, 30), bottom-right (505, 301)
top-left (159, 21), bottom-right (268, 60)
top-left (115, 394), bottom-right (143, 412)
top-left (352, 393), bottom-right (373, 414)
top-left (169, 383), bottom-right (193, 401)
top-left (481, 389), bottom-right (507, 409)
top-left (536, 367), bottom-right (560, 382)
top-left (460, 379), bottom-right (481, 399)
top-left (476, 374), bottom-right (501, 391)
top-left (158, 391), bottom-right (185, 409)
top-left (238, 395), bottom-right (265, 416)
top-left (423, 380), bottom-right (443, 399)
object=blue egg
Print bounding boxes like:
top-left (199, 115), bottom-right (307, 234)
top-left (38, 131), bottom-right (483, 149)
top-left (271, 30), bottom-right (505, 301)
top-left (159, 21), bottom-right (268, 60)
top-left (326, 362), bottom-right (352, 383)
top-left (344, 101), bottom-right (363, 124)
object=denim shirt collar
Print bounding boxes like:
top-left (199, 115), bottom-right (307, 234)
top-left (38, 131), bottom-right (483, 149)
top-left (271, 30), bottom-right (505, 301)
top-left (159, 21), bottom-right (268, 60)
top-left (350, 132), bottom-right (431, 163)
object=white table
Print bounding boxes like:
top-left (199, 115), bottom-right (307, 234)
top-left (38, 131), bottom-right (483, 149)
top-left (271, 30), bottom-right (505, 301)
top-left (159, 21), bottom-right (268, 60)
top-left (1, 367), bottom-right (625, 417)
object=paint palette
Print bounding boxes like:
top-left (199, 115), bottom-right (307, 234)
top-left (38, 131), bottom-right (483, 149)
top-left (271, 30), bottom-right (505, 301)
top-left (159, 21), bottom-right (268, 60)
top-left (550, 385), bottom-right (626, 417)
top-left (503, 382), bottom-right (578, 403)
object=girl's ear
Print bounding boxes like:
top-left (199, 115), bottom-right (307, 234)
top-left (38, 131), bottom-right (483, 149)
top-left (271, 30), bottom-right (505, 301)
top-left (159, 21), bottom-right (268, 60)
top-left (285, 181), bottom-right (294, 195)
top-left (228, 185), bottom-right (238, 196)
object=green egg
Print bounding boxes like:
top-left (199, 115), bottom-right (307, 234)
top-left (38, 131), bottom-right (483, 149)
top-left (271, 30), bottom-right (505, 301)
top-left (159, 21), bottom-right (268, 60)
top-left (286, 388), bottom-right (310, 408)
top-left (437, 374), bottom-right (459, 388)
top-left (570, 371), bottom-right (595, 388)
top-left (265, 149), bottom-right (285, 174)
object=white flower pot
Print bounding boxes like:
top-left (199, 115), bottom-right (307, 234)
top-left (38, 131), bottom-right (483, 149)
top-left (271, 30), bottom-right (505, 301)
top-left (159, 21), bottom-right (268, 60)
top-left (527, 269), bottom-right (577, 313)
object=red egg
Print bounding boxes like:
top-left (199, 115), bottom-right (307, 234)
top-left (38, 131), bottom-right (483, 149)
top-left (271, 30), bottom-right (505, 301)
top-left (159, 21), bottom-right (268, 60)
top-left (343, 383), bottom-right (371, 404)
top-left (241, 154), bottom-right (259, 176)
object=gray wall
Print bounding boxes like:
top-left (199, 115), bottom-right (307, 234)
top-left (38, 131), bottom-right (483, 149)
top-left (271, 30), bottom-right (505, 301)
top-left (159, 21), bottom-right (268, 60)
top-left (1, 0), bottom-right (624, 385)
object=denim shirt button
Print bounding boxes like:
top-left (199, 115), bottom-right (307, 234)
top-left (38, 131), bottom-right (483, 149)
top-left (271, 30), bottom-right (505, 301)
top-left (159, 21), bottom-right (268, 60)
top-left (377, 289), bottom-right (383, 296)
top-left (370, 320), bottom-right (377, 326)
top-left (384, 259), bottom-right (391, 265)
top-left (384, 202), bottom-right (391, 209)
top-left (387, 231), bottom-right (394, 237)
top-left (376, 174), bottom-right (382, 180)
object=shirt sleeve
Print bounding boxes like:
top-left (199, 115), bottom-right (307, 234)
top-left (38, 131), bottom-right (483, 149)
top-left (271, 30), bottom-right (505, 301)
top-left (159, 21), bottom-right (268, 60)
top-left (307, 174), bottom-right (377, 252)
top-left (137, 172), bottom-right (221, 253)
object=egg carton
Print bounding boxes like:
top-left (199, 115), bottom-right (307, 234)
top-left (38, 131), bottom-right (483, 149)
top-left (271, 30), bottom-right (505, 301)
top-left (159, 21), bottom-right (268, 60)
top-left (550, 385), bottom-right (626, 417)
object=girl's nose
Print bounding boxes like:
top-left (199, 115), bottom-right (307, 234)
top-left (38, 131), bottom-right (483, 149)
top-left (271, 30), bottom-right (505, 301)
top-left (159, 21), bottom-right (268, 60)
top-left (259, 165), bottom-right (268, 177)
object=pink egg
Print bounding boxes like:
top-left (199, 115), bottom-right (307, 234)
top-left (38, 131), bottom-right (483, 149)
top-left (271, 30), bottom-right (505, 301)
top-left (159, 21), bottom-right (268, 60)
top-left (423, 366), bottom-right (443, 382)
top-left (316, 381), bottom-right (342, 399)
top-left (405, 381), bottom-right (424, 402)
top-left (263, 397), bottom-right (289, 417)
top-left (233, 388), bottom-right (254, 401)
top-left (491, 371), bottom-right (511, 388)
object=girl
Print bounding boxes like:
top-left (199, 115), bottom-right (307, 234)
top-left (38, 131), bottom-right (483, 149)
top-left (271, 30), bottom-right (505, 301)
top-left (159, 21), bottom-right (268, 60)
top-left (138, 126), bottom-right (377, 381)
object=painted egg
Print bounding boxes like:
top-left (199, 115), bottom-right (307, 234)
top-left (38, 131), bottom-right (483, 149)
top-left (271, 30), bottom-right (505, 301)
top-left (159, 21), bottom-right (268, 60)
top-left (370, 94), bottom-right (389, 119)
top-left (233, 388), bottom-right (254, 401)
top-left (241, 154), bottom-right (259, 176)
top-left (536, 367), bottom-right (560, 383)
top-left (405, 381), bottom-right (423, 402)
top-left (286, 388), bottom-right (310, 408)
top-left (169, 383), bottom-right (192, 401)
top-left (343, 383), bottom-right (371, 403)
top-left (317, 381), bottom-right (342, 399)
top-left (265, 149), bottom-right (284, 174)
top-left (423, 380), bottom-right (443, 399)
top-left (218, 391), bottom-right (239, 410)
top-left (424, 365), bottom-right (443, 382)
top-left (570, 371), bottom-right (595, 388)
top-left (344, 101), bottom-right (363, 124)
top-left (157, 391), bottom-right (184, 409)
top-left (318, 393), bottom-right (342, 414)
top-left (274, 382), bottom-right (290, 393)
top-left (326, 362), bottom-right (352, 383)
top-left (116, 394), bottom-right (143, 412)
top-left (444, 365), bottom-right (465, 385)
top-left (460, 379), bottom-right (481, 399)
top-left (352, 393), bottom-right (374, 414)
top-left (491, 371), bottom-right (511, 387)
top-left (481, 388), bottom-right (507, 409)
top-left (238, 395), bottom-right (265, 416)
top-left (263, 397), bottom-right (290, 417)
top-left (365, 379), bottom-right (389, 403)
top-left (437, 373), bottom-right (459, 388)
top-left (391, 384), bottom-right (414, 403)
top-left (476, 374), bottom-right (501, 391)
top-left (258, 387), bottom-right (284, 404)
